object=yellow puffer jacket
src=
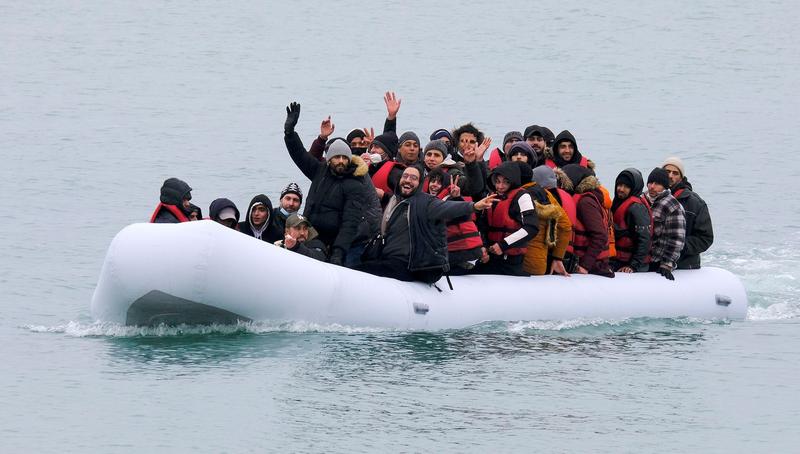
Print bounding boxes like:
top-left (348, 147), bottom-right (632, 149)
top-left (522, 184), bottom-right (573, 275)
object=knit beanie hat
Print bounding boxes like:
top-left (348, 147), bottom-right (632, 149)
top-left (429, 129), bottom-right (453, 142)
top-left (503, 131), bottom-right (524, 146)
top-left (647, 167), bottom-right (670, 188)
top-left (325, 138), bottom-right (352, 161)
top-left (280, 182), bottom-right (303, 203)
top-left (346, 129), bottom-right (366, 144)
top-left (423, 139), bottom-right (448, 157)
top-left (662, 156), bottom-right (685, 177)
top-left (372, 131), bottom-right (399, 159)
top-left (398, 131), bottom-right (420, 146)
top-left (532, 165), bottom-right (557, 189)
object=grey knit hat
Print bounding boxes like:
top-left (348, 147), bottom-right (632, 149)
top-left (503, 131), bottom-right (523, 146)
top-left (325, 138), bottom-right (352, 161)
top-left (532, 165), bottom-right (557, 189)
top-left (423, 139), bottom-right (448, 157)
top-left (398, 131), bottom-right (420, 146)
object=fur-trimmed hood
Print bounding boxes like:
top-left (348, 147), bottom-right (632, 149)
top-left (351, 154), bottom-right (369, 177)
top-left (559, 164), bottom-right (598, 194)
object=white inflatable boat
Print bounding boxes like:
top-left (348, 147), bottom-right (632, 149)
top-left (90, 222), bottom-right (748, 329)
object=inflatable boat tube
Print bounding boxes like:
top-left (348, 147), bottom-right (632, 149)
top-left (91, 222), bottom-right (748, 329)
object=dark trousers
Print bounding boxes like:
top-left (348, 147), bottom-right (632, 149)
top-left (471, 254), bottom-right (529, 277)
top-left (354, 258), bottom-right (416, 282)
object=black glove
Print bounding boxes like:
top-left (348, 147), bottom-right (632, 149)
top-left (284, 102), bottom-right (301, 134)
top-left (658, 266), bottom-right (675, 281)
top-left (329, 248), bottom-right (344, 266)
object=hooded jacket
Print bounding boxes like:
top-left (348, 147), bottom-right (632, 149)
top-left (671, 178), bottom-right (713, 269)
top-left (238, 194), bottom-right (283, 243)
top-left (551, 130), bottom-right (589, 169)
top-left (285, 131), bottom-right (381, 259)
top-left (481, 162), bottom-right (539, 253)
top-left (560, 164), bottom-right (613, 276)
top-left (521, 181), bottom-right (573, 275)
top-left (611, 168), bottom-right (652, 271)
top-left (209, 198), bottom-right (240, 222)
top-left (151, 178), bottom-right (192, 223)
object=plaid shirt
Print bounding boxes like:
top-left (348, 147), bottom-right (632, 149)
top-left (645, 189), bottom-right (686, 270)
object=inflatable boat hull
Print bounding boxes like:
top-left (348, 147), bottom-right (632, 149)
top-left (91, 222), bottom-right (748, 329)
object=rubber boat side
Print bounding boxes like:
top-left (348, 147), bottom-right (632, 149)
top-left (91, 222), bottom-right (748, 329)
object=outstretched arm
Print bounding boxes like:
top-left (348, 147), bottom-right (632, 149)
top-left (284, 102), bottom-right (322, 180)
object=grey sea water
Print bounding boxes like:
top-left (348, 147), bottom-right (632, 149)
top-left (1, 0), bottom-right (799, 451)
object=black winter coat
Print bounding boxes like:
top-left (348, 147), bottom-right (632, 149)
top-left (673, 179), bottom-right (713, 269)
top-left (285, 131), bottom-right (380, 255)
top-left (381, 191), bottom-right (475, 272)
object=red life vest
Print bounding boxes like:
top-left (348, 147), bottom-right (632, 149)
top-left (673, 188), bottom-right (684, 198)
top-left (372, 161), bottom-right (397, 195)
top-left (488, 148), bottom-right (504, 170)
top-left (149, 203), bottom-right (189, 223)
top-left (486, 188), bottom-right (527, 256)
top-left (546, 156), bottom-right (589, 169)
top-left (612, 196), bottom-right (652, 264)
top-left (437, 191), bottom-right (483, 252)
top-left (567, 191), bottom-right (610, 260)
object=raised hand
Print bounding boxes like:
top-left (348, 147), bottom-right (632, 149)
top-left (319, 115), bottom-right (335, 140)
top-left (476, 137), bottom-right (492, 160)
top-left (384, 91), bottom-right (401, 120)
top-left (284, 234), bottom-right (297, 250)
top-left (362, 127), bottom-right (375, 147)
top-left (285, 102), bottom-right (301, 134)
top-left (449, 175), bottom-right (461, 198)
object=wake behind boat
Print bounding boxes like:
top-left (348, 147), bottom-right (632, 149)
top-left (90, 222), bottom-right (747, 329)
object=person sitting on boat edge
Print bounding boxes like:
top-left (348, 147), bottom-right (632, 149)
top-left (239, 194), bottom-right (282, 242)
top-left (559, 164), bottom-right (614, 277)
top-left (209, 198), bottom-right (240, 230)
top-left (424, 167), bottom-right (484, 275)
top-left (662, 157), bottom-right (714, 269)
top-left (284, 102), bottom-right (380, 267)
top-left (521, 165), bottom-right (572, 276)
top-left (273, 213), bottom-right (327, 261)
top-left (643, 168), bottom-right (686, 280)
top-left (472, 161), bottom-right (539, 277)
top-left (355, 166), bottom-right (497, 283)
top-left (610, 168), bottom-right (652, 273)
top-left (150, 177), bottom-right (194, 223)
top-left (273, 182), bottom-right (303, 233)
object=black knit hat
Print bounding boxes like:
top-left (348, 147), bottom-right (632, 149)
top-left (346, 129), bottom-right (366, 144)
top-left (372, 131), bottom-right (399, 159)
top-left (647, 167), bottom-right (670, 188)
top-left (523, 124), bottom-right (545, 140)
top-left (280, 182), bottom-right (303, 203)
top-left (615, 171), bottom-right (636, 190)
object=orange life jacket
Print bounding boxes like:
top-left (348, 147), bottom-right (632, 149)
top-left (149, 203), bottom-right (189, 223)
top-left (486, 188), bottom-right (527, 256)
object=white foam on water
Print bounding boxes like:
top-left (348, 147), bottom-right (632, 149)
top-left (747, 302), bottom-right (800, 321)
top-left (23, 320), bottom-right (395, 337)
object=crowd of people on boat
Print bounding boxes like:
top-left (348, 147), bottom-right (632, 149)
top-left (150, 92), bottom-right (714, 284)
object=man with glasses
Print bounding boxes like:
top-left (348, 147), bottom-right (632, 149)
top-left (355, 165), bottom-right (496, 283)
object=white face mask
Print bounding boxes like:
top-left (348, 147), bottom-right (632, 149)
top-left (280, 207), bottom-right (291, 216)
